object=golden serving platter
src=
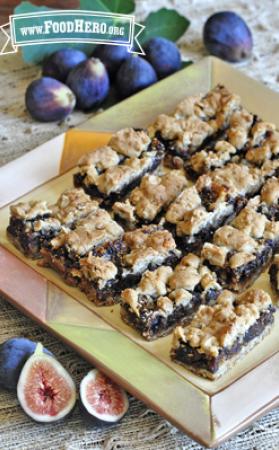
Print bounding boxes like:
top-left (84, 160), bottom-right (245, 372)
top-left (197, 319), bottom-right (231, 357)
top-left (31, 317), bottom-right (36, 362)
top-left (0, 57), bottom-right (279, 448)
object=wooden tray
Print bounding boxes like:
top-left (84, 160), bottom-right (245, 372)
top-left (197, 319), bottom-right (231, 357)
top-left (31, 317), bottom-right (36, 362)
top-left (0, 57), bottom-right (279, 448)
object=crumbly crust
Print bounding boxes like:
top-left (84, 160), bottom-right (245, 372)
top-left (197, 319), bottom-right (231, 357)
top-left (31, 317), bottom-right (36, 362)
top-left (149, 87), bottom-right (237, 150)
top-left (157, 115), bottom-right (214, 150)
top-left (121, 254), bottom-right (220, 317)
top-left (112, 199), bottom-right (137, 224)
top-left (250, 121), bottom-right (275, 147)
top-left (95, 154), bottom-right (155, 195)
top-left (78, 253), bottom-right (118, 289)
top-left (172, 289), bottom-right (272, 357)
top-left (49, 209), bottom-right (124, 256)
top-left (260, 177), bottom-right (279, 205)
top-left (189, 140), bottom-right (237, 174)
top-left (172, 324), bottom-right (273, 380)
top-left (78, 146), bottom-right (121, 185)
top-left (201, 177), bottom-right (279, 271)
top-left (122, 227), bottom-right (179, 274)
top-left (165, 186), bottom-right (201, 224)
top-left (174, 95), bottom-right (202, 118)
top-left (197, 163), bottom-right (262, 197)
top-left (54, 188), bottom-right (99, 225)
top-left (10, 200), bottom-right (51, 220)
top-left (174, 85), bottom-right (241, 126)
top-left (113, 170), bottom-right (188, 222)
top-left (246, 130), bottom-right (279, 165)
top-left (187, 109), bottom-right (254, 176)
top-left (166, 163), bottom-right (262, 239)
top-left (32, 218), bottom-right (61, 233)
top-left (227, 109), bottom-right (254, 149)
top-left (109, 128), bottom-right (151, 158)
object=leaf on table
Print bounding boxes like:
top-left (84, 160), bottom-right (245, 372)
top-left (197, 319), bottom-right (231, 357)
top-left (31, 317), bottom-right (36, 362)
top-left (14, 1), bottom-right (95, 64)
top-left (79, 0), bottom-right (135, 14)
top-left (141, 8), bottom-right (190, 44)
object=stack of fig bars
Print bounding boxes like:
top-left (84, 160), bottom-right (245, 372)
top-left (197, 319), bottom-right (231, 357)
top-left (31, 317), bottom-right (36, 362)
top-left (7, 85), bottom-right (279, 380)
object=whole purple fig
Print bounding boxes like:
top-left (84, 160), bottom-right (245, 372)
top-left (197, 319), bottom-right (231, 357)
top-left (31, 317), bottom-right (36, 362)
top-left (42, 48), bottom-right (87, 82)
top-left (144, 37), bottom-right (182, 79)
top-left (25, 77), bottom-right (76, 122)
top-left (116, 55), bottom-right (157, 99)
top-left (92, 45), bottom-right (129, 78)
top-left (66, 58), bottom-right (110, 110)
top-left (203, 11), bottom-right (253, 63)
top-left (0, 337), bottom-right (53, 390)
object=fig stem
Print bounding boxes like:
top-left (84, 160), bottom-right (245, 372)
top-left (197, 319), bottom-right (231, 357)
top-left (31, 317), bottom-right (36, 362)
top-left (34, 342), bottom-right (44, 357)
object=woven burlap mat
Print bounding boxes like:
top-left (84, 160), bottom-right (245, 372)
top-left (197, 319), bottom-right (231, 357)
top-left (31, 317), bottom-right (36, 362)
top-left (1, 1), bottom-right (279, 449)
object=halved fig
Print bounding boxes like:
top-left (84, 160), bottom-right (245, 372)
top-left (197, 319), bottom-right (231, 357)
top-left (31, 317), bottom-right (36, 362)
top-left (80, 369), bottom-right (129, 424)
top-left (0, 337), bottom-right (52, 390)
top-left (17, 343), bottom-right (76, 422)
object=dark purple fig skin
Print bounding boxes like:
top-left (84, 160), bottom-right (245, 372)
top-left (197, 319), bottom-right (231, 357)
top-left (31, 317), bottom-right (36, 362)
top-left (42, 48), bottom-right (87, 82)
top-left (144, 37), bottom-right (182, 79)
top-left (116, 55), bottom-right (157, 99)
top-left (66, 58), bottom-right (110, 110)
top-left (93, 45), bottom-right (129, 78)
top-left (203, 11), bottom-right (253, 63)
top-left (25, 77), bottom-right (76, 122)
top-left (0, 337), bottom-right (52, 390)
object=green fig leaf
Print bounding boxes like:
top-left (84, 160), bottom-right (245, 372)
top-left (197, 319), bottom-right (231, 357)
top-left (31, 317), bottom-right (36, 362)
top-left (14, 1), bottom-right (95, 64)
top-left (79, 0), bottom-right (135, 14)
top-left (141, 8), bottom-right (190, 43)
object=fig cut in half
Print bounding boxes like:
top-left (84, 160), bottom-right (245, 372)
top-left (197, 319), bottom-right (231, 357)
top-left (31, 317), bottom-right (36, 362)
top-left (17, 343), bottom-right (76, 423)
top-left (80, 369), bottom-right (129, 424)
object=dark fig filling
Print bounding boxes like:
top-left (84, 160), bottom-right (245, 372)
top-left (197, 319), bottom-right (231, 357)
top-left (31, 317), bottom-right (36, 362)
top-left (7, 215), bottom-right (59, 258)
top-left (206, 244), bottom-right (274, 291)
top-left (41, 235), bottom-right (180, 305)
top-left (113, 205), bottom-right (167, 230)
top-left (172, 306), bottom-right (275, 374)
top-left (155, 127), bottom-right (226, 161)
top-left (269, 263), bottom-right (279, 295)
top-left (74, 139), bottom-right (165, 204)
top-left (257, 204), bottom-right (279, 221)
top-left (173, 196), bottom-right (246, 253)
top-left (74, 155), bottom-right (163, 206)
top-left (184, 115), bottom-right (258, 179)
top-left (122, 288), bottom-right (220, 339)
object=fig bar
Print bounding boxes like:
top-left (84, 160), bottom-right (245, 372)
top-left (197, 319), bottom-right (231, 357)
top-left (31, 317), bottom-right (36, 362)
top-left (149, 85), bottom-right (241, 160)
top-left (185, 109), bottom-right (255, 178)
top-left (171, 289), bottom-right (275, 380)
top-left (201, 177), bottom-right (279, 292)
top-left (7, 188), bottom-right (99, 259)
top-left (75, 225), bottom-right (181, 305)
top-left (269, 254), bottom-right (279, 298)
top-left (185, 116), bottom-right (279, 179)
top-left (73, 128), bottom-right (164, 205)
top-left (112, 225), bottom-right (181, 287)
top-left (165, 163), bottom-right (263, 252)
top-left (244, 121), bottom-right (279, 167)
top-left (120, 254), bottom-right (221, 340)
top-left (112, 169), bottom-right (188, 228)
top-left (40, 208), bottom-right (124, 280)
top-left (42, 224), bottom-right (180, 306)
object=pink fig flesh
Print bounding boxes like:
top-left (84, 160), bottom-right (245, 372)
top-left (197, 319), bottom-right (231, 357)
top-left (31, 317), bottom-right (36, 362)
top-left (80, 369), bottom-right (129, 423)
top-left (17, 343), bottom-right (76, 422)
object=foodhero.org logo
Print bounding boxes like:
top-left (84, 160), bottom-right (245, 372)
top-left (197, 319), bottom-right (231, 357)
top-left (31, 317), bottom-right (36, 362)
top-left (20, 17), bottom-right (126, 37)
top-left (0, 10), bottom-right (145, 55)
